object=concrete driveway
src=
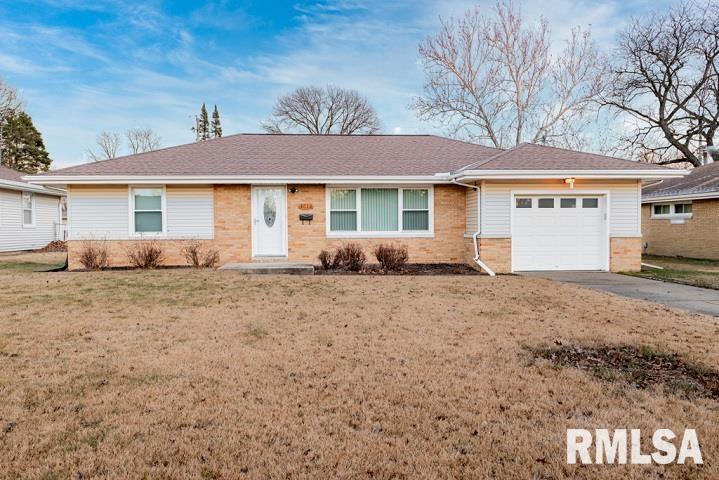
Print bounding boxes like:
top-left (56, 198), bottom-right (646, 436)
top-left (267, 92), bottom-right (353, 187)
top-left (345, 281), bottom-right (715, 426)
top-left (523, 271), bottom-right (719, 317)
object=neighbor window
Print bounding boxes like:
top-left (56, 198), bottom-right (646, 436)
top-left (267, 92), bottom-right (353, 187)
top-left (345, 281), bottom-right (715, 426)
top-left (132, 187), bottom-right (164, 234)
top-left (22, 192), bottom-right (34, 226)
top-left (653, 204), bottom-right (670, 216)
top-left (328, 187), bottom-right (431, 234)
top-left (652, 203), bottom-right (692, 217)
top-left (674, 203), bottom-right (692, 214)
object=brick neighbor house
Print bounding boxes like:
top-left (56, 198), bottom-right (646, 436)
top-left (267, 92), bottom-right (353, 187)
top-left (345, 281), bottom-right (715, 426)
top-left (642, 159), bottom-right (719, 260)
top-left (26, 134), bottom-right (684, 272)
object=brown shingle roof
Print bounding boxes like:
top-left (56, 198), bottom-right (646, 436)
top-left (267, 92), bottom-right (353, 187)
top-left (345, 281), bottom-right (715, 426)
top-left (34, 135), bottom-right (671, 179)
top-left (0, 165), bottom-right (26, 183)
top-left (643, 161), bottom-right (719, 199)
top-left (457, 143), bottom-right (668, 171)
top-left (38, 134), bottom-right (502, 177)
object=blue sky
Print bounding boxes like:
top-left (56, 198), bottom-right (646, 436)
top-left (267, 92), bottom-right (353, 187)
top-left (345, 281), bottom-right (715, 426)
top-left (0, 0), bottom-right (674, 168)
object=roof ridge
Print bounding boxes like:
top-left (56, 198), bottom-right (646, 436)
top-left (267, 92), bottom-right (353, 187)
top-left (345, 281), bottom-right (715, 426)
top-left (455, 143), bottom-right (519, 172)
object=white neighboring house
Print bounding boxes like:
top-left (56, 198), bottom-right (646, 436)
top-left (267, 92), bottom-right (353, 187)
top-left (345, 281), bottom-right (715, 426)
top-left (0, 165), bottom-right (66, 252)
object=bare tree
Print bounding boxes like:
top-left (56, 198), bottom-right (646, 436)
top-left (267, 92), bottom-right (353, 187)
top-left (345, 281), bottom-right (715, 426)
top-left (86, 131), bottom-right (122, 162)
top-left (126, 128), bottom-right (161, 154)
top-left (602, 2), bottom-right (719, 167)
top-left (412, 2), bottom-right (609, 149)
top-left (0, 77), bottom-right (23, 164)
top-left (262, 85), bottom-right (380, 135)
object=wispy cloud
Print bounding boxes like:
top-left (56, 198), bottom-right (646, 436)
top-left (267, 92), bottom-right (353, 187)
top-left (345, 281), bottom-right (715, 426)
top-left (0, 0), bottom-right (679, 167)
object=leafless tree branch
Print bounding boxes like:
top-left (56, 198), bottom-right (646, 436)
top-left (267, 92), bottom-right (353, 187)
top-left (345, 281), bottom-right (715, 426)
top-left (262, 85), bottom-right (380, 134)
top-left (601, 1), bottom-right (719, 167)
top-left (126, 128), bottom-right (161, 154)
top-left (412, 1), bottom-right (609, 149)
top-left (86, 131), bottom-right (122, 162)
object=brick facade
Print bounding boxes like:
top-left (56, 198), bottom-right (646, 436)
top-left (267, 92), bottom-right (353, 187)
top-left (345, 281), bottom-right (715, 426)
top-left (66, 183), bottom-right (643, 272)
top-left (642, 199), bottom-right (719, 260)
top-left (609, 237), bottom-right (642, 272)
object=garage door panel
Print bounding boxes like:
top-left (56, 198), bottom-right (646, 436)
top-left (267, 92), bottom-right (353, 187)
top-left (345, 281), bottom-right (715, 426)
top-left (512, 195), bottom-right (606, 271)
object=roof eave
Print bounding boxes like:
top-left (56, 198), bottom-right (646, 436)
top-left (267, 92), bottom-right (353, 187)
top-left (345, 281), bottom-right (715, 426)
top-left (0, 179), bottom-right (66, 195)
top-left (452, 169), bottom-right (689, 181)
top-left (642, 190), bottom-right (719, 203)
top-left (25, 174), bottom-right (453, 185)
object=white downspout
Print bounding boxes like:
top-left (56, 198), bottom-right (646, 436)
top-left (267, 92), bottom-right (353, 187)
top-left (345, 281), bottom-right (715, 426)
top-left (452, 179), bottom-right (496, 276)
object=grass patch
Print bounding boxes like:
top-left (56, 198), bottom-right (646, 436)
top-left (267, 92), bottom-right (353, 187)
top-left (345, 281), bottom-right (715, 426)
top-left (531, 343), bottom-right (719, 400)
top-left (625, 267), bottom-right (719, 290)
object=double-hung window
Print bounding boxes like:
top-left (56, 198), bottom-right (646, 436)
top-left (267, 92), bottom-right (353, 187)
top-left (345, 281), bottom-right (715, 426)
top-left (131, 187), bottom-right (165, 235)
top-left (652, 202), bottom-right (692, 218)
top-left (22, 192), bottom-right (34, 227)
top-left (328, 187), bottom-right (432, 235)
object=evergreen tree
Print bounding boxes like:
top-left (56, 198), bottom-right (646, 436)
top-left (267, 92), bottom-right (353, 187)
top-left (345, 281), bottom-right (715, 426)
top-left (0, 111), bottom-right (51, 173)
top-left (211, 105), bottom-right (222, 138)
top-left (199, 103), bottom-right (210, 141)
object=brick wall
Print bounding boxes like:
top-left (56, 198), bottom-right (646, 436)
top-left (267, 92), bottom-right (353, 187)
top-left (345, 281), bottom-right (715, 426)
top-left (67, 184), bottom-right (469, 268)
top-left (67, 239), bottom-right (215, 270)
top-left (642, 199), bottom-right (719, 260)
top-left (478, 238), bottom-right (512, 273)
top-left (610, 237), bottom-right (642, 272)
top-left (286, 184), bottom-right (467, 263)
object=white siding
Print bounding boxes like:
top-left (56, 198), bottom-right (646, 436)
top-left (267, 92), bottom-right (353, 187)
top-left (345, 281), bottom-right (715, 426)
top-left (465, 187), bottom-right (478, 234)
top-left (0, 189), bottom-right (60, 252)
top-left (480, 180), bottom-right (641, 238)
top-left (69, 186), bottom-right (129, 240)
top-left (68, 185), bottom-right (214, 240)
top-left (166, 186), bottom-right (214, 239)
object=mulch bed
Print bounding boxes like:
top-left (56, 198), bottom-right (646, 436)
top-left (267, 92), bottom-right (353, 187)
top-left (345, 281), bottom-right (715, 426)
top-left (531, 343), bottom-right (719, 400)
top-left (36, 240), bottom-right (67, 253)
top-left (315, 263), bottom-right (483, 275)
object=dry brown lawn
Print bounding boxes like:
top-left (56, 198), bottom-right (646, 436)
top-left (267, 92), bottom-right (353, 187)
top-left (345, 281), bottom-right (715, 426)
top-left (1, 260), bottom-right (718, 479)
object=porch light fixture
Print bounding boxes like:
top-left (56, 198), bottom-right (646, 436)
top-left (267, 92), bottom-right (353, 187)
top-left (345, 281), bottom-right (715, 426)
top-left (564, 178), bottom-right (575, 189)
top-left (289, 186), bottom-right (298, 194)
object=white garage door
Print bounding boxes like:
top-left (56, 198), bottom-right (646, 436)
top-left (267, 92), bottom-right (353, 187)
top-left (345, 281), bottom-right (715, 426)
top-left (512, 195), bottom-right (607, 271)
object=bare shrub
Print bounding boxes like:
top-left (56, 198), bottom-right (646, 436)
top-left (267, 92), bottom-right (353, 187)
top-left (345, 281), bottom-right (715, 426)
top-left (126, 241), bottom-right (165, 269)
top-left (373, 244), bottom-right (409, 271)
top-left (333, 243), bottom-right (366, 271)
top-left (182, 241), bottom-right (220, 268)
top-left (318, 250), bottom-right (333, 270)
top-left (78, 239), bottom-right (109, 271)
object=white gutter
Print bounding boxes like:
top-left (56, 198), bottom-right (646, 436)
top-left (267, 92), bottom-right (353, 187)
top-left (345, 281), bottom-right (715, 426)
top-left (0, 179), bottom-right (65, 195)
top-left (454, 169), bottom-right (688, 180)
top-left (25, 174), bottom-right (450, 186)
top-left (451, 179), bottom-right (496, 277)
top-left (642, 191), bottom-right (719, 203)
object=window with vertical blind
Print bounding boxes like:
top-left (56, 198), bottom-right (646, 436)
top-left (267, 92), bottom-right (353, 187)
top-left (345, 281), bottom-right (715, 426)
top-left (131, 187), bottom-right (165, 234)
top-left (327, 187), bottom-right (433, 235)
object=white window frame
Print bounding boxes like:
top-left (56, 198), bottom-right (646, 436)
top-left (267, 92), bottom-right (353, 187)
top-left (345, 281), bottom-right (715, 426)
top-left (129, 185), bottom-right (167, 237)
top-left (21, 191), bottom-right (35, 228)
top-left (650, 202), bottom-right (692, 219)
top-left (326, 185), bottom-right (434, 238)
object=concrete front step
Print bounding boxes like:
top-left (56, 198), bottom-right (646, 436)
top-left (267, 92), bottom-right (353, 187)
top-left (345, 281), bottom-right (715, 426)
top-left (218, 262), bottom-right (315, 275)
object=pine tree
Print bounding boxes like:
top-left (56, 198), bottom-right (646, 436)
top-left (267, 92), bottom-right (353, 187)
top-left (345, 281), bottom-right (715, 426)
top-left (211, 105), bottom-right (222, 138)
top-left (199, 103), bottom-right (210, 141)
top-left (0, 111), bottom-right (51, 173)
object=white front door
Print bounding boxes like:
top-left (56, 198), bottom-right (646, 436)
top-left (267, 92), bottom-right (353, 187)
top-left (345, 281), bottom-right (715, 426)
top-left (512, 195), bottom-right (607, 271)
top-left (252, 186), bottom-right (287, 257)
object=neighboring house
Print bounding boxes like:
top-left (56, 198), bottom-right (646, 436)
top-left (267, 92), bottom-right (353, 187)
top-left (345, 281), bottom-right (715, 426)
top-left (642, 159), bottom-right (719, 260)
top-left (27, 134), bottom-right (683, 272)
top-left (0, 165), bottom-right (66, 252)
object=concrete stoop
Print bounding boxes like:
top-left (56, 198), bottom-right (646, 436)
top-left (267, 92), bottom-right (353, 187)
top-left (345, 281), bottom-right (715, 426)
top-left (218, 262), bottom-right (314, 275)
